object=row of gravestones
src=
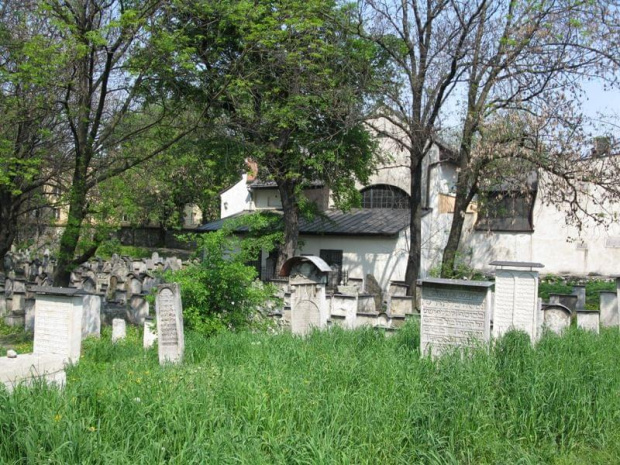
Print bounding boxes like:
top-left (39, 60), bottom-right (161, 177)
top-left (1, 252), bottom-right (192, 331)
top-left (420, 262), bottom-right (620, 357)
top-left (1, 284), bottom-right (185, 392)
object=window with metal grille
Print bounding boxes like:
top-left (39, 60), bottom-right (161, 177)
top-left (360, 185), bottom-right (410, 209)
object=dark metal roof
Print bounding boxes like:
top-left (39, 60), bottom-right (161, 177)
top-left (197, 208), bottom-right (417, 236)
top-left (300, 208), bottom-right (412, 236)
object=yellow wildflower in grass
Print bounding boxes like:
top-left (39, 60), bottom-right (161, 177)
top-left (88, 426), bottom-right (96, 432)
top-left (54, 414), bottom-right (62, 422)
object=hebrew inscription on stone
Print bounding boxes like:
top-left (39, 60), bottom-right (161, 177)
top-left (421, 283), bottom-right (491, 357)
top-left (156, 284), bottom-right (184, 364)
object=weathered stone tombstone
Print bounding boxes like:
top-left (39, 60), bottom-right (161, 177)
top-left (542, 304), bottom-right (572, 334)
top-left (577, 309), bottom-right (600, 333)
top-left (81, 277), bottom-right (97, 294)
top-left (280, 256), bottom-right (332, 336)
top-left (365, 274), bottom-right (383, 313)
top-left (491, 261), bottom-right (544, 342)
top-left (572, 285), bottom-right (586, 311)
top-left (155, 283), bottom-right (184, 364)
top-left (143, 316), bottom-right (157, 349)
top-left (24, 298), bottom-right (36, 332)
top-left (82, 294), bottom-right (101, 339)
top-left (111, 318), bottom-right (126, 342)
top-left (128, 294), bottom-right (149, 325)
top-left (599, 290), bottom-right (618, 327)
top-left (420, 278), bottom-right (493, 357)
top-left (549, 294), bottom-right (578, 314)
top-left (31, 287), bottom-right (85, 362)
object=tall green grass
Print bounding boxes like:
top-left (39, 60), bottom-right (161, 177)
top-left (1, 323), bottom-right (620, 464)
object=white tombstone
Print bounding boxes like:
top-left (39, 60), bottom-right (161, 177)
top-left (81, 295), bottom-right (101, 339)
top-left (599, 291), bottom-right (618, 327)
top-left (543, 304), bottom-right (571, 334)
top-left (491, 261), bottom-right (544, 342)
top-left (155, 283), bottom-right (184, 364)
top-left (32, 287), bottom-right (84, 363)
top-left (577, 310), bottom-right (600, 333)
top-left (280, 256), bottom-right (332, 336)
top-left (143, 317), bottom-right (157, 349)
top-left (111, 318), bottom-right (126, 342)
top-left (420, 278), bottom-right (493, 357)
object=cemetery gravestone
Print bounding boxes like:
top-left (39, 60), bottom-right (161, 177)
top-left (599, 290), bottom-right (618, 327)
top-left (32, 287), bottom-right (85, 363)
top-left (577, 310), bottom-right (600, 333)
top-left (143, 316), bottom-right (157, 349)
top-left (82, 295), bottom-right (101, 339)
top-left (491, 261), bottom-right (544, 342)
top-left (543, 304), bottom-right (572, 334)
top-left (572, 285), bottom-right (586, 311)
top-left (280, 256), bottom-right (332, 336)
top-left (420, 278), bottom-right (493, 357)
top-left (112, 318), bottom-right (126, 342)
top-left (155, 283), bottom-right (184, 364)
top-left (549, 294), bottom-right (578, 314)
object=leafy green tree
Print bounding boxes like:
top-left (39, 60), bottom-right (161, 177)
top-left (164, 214), bottom-right (281, 336)
top-left (0, 0), bottom-right (69, 270)
top-left (181, 0), bottom-right (383, 270)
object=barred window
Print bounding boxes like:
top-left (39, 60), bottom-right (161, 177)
top-left (361, 185), bottom-right (410, 209)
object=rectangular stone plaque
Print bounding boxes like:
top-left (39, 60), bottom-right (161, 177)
top-left (155, 283), bottom-right (184, 364)
top-left (493, 269), bottom-right (540, 342)
top-left (33, 294), bottom-right (82, 362)
top-left (420, 280), bottom-right (492, 357)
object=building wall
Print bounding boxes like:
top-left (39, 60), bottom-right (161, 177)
top-left (424, 163), bottom-right (620, 277)
top-left (221, 174), bottom-right (252, 218)
top-left (296, 232), bottom-right (409, 290)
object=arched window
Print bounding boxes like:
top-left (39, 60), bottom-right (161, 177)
top-left (360, 185), bottom-right (410, 209)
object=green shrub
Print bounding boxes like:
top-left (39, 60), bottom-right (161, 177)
top-left (164, 225), bottom-right (279, 336)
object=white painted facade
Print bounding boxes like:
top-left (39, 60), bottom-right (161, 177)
top-left (215, 128), bottom-right (620, 288)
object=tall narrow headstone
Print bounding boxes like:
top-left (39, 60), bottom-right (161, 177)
top-left (491, 261), bottom-right (544, 342)
top-left (420, 278), bottom-right (493, 357)
top-left (599, 290), bottom-right (618, 327)
top-left (155, 283), bottom-right (184, 364)
top-left (143, 316), bottom-right (157, 349)
top-left (82, 294), bottom-right (101, 339)
top-left (32, 287), bottom-right (85, 363)
top-left (572, 285), bottom-right (586, 311)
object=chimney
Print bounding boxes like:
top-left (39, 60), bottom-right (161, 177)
top-left (593, 136), bottom-right (610, 157)
top-left (246, 159), bottom-right (258, 182)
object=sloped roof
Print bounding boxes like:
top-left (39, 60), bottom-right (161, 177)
top-left (197, 208), bottom-right (420, 236)
top-left (248, 179), bottom-right (325, 189)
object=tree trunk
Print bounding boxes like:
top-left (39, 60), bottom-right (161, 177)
top-left (53, 172), bottom-right (88, 287)
top-left (404, 158), bottom-right (423, 303)
top-left (0, 191), bottom-right (17, 274)
top-left (275, 179), bottom-right (299, 273)
top-left (441, 176), bottom-right (477, 278)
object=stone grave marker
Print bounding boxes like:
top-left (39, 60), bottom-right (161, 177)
top-left (549, 294), bottom-right (578, 314)
top-left (542, 304), bottom-right (571, 334)
top-left (32, 287), bottom-right (85, 362)
top-left (599, 290), bottom-right (618, 327)
top-left (143, 316), bottom-right (157, 349)
top-left (572, 285), bottom-right (586, 311)
top-left (577, 310), bottom-right (600, 333)
top-left (491, 261), bottom-right (544, 342)
top-left (280, 256), bottom-right (331, 336)
top-left (420, 278), bottom-right (493, 357)
top-left (128, 294), bottom-right (149, 325)
top-left (155, 283), bottom-right (184, 364)
top-left (112, 318), bottom-right (126, 342)
top-left (82, 294), bottom-right (101, 339)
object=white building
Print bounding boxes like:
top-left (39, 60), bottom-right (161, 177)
top-left (200, 133), bottom-right (620, 291)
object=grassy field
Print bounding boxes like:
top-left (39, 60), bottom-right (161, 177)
top-left (2, 323), bottom-right (620, 464)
